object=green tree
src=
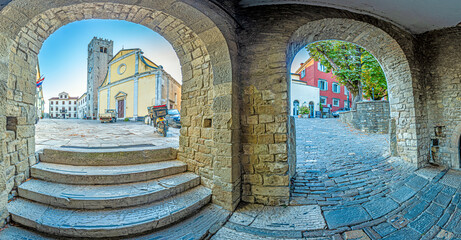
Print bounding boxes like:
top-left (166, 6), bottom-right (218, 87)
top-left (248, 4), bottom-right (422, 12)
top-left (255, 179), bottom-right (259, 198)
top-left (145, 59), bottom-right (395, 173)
top-left (306, 41), bottom-right (387, 108)
top-left (361, 52), bottom-right (387, 100)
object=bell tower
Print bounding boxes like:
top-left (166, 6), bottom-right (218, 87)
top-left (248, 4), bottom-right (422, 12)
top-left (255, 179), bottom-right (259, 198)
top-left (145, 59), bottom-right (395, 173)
top-left (87, 37), bottom-right (113, 119)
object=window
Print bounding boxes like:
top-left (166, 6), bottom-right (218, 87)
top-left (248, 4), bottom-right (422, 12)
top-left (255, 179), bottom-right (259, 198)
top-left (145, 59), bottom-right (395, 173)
top-left (69, 101), bottom-right (71, 104)
top-left (174, 93), bottom-right (177, 103)
top-left (332, 83), bottom-right (340, 93)
top-left (50, 101), bottom-right (53, 105)
top-left (333, 98), bottom-right (340, 107)
top-left (74, 107), bottom-right (77, 111)
top-left (318, 79), bottom-right (328, 91)
top-left (301, 69), bottom-right (305, 78)
top-left (74, 101), bottom-right (77, 105)
top-left (100, 47), bottom-right (103, 52)
top-left (62, 107), bottom-right (65, 111)
top-left (51, 107), bottom-right (53, 111)
top-left (345, 100), bottom-right (350, 109)
top-left (74, 113), bottom-right (77, 118)
top-left (320, 96), bottom-right (327, 105)
top-left (68, 107), bottom-right (71, 111)
top-left (318, 62), bottom-right (327, 72)
top-left (104, 48), bottom-right (107, 53)
top-left (344, 86), bottom-right (349, 96)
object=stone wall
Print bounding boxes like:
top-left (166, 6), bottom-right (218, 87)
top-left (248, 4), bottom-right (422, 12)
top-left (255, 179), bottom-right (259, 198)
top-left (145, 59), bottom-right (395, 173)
top-left (339, 111), bottom-right (355, 127)
top-left (422, 27), bottom-right (461, 169)
top-left (5, 0), bottom-right (460, 226)
top-left (339, 101), bottom-right (390, 134)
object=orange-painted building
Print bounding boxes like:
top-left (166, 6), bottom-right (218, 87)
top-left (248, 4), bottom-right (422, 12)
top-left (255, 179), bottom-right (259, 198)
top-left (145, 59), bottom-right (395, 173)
top-left (295, 58), bottom-right (352, 112)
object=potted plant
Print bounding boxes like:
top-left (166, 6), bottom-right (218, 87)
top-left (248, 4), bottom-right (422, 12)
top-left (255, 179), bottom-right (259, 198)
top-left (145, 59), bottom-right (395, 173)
top-left (299, 105), bottom-right (310, 118)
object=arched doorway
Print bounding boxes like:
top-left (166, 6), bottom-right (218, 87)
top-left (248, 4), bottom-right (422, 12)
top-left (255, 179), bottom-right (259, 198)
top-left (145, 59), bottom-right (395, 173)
top-left (309, 101), bottom-right (314, 118)
top-left (293, 100), bottom-right (299, 115)
top-left (239, 17), bottom-right (421, 206)
top-left (287, 18), bottom-right (420, 164)
top-left (0, 1), bottom-right (239, 222)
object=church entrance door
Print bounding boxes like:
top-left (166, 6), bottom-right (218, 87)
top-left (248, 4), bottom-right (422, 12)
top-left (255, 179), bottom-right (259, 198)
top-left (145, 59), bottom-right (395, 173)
top-left (118, 100), bottom-right (124, 118)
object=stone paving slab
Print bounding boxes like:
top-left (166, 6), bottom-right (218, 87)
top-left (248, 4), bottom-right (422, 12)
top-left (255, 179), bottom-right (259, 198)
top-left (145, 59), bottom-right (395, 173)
top-left (323, 206), bottom-right (371, 229)
top-left (40, 147), bottom-right (178, 165)
top-left (1, 204), bottom-right (230, 240)
top-left (405, 175), bottom-right (429, 191)
top-left (0, 226), bottom-right (54, 240)
top-left (125, 204), bottom-right (230, 240)
top-left (18, 172), bottom-right (200, 209)
top-left (388, 185), bottom-right (416, 204)
top-left (212, 226), bottom-right (307, 240)
top-left (415, 166), bottom-right (445, 181)
top-left (248, 205), bottom-right (326, 231)
top-left (439, 170), bottom-right (461, 189)
top-left (362, 197), bottom-right (399, 219)
top-left (8, 186), bottom-right (211, 238)
top-left (382, 227), bottom-right (421, 240)
top-left (35, 119), bottom-right (179, 152)
top-left (408, 212), bottom-right (438, 234)
top-left (31, 160), bottom-right (187, 184)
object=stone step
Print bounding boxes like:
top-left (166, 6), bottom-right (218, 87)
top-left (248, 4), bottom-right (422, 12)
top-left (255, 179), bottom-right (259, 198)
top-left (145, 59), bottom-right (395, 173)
top-left (31, 160), bottom-right (187, 185)
top-left (1, 204), bottom-right (230, 240)
top-left (39, 147), bottom-right (178, 166)
top-left (18, 172), bottom-right (200, 209)
top-left (8, 186), bottom-right (212, 238)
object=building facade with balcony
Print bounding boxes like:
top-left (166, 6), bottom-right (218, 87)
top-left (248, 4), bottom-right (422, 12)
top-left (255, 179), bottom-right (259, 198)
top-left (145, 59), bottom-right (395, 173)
top-left (295, 58), bottom-right (351, 112)
top-left (49, 92), bottom-right (78, 119)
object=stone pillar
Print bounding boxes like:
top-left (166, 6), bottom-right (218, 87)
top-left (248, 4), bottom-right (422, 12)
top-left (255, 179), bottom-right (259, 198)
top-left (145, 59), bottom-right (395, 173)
top-left (212, 82), bottom-right (241, 211)
top-left (133, 77), bottom-right (138, 119)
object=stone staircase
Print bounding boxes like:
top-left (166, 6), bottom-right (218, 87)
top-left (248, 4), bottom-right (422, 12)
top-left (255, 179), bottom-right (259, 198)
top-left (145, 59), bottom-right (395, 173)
top-left (5, 148), bottom-right (227, 239)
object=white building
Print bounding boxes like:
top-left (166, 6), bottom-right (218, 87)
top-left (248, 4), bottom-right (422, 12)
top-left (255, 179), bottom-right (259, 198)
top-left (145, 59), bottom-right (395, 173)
top-left (49, 92), bottom-right (78, 119)
top-left (290, 73), bottom-right (320, 117)
top-left (77, 93), bottom-right (88, 119)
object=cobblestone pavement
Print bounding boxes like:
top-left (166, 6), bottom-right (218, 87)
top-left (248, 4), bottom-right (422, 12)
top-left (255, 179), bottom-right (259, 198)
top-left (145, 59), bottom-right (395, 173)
top-left (213, 119), bottom-right (461, 240)
top-left (35, 119), bottom-right (179, 152)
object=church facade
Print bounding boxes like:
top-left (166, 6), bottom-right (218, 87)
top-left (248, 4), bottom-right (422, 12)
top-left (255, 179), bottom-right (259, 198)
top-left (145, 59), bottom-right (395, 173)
top-left (98, 48), bottom-right (181, 120)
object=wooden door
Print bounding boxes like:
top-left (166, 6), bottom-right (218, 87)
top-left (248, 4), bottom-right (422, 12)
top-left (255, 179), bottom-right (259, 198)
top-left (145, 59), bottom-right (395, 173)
top-left (118, 100), bottom-right (124, 118)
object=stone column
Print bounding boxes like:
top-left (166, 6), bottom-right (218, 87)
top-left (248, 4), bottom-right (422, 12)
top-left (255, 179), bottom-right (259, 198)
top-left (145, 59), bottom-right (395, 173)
top-left (133, 77), bottom-right (138, 119)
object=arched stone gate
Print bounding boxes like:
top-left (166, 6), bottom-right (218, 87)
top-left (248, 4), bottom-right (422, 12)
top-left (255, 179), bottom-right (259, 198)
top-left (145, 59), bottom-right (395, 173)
top-left (240, 16), bottom-right (425, 206)
top-left (287, 18), bottom-right (419, 163)
top-left (0, 0), bottom-right (240, 224)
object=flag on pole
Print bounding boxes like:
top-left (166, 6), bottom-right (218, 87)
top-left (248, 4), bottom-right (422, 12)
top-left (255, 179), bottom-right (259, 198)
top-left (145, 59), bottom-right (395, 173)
top-left (36, 76), bottom-right (44, 87)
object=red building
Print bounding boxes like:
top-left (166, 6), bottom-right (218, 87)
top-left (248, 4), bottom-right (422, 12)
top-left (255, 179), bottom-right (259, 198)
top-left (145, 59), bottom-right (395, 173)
top-left (295, 58), bottom-right (351, 112)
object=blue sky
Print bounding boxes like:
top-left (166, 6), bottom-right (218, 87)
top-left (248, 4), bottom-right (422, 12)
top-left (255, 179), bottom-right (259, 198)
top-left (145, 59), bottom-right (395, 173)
top-left (38, 19), bottom-right (181, 112)
top-left (291, 48), bottom-right (310, 73)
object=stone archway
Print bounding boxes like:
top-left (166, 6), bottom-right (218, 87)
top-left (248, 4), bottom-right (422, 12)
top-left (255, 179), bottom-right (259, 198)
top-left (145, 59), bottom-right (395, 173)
top-left (0, 1), bottom-right (240, 224)
top-left (287, 18), bottom-right (419, 165)
top-left (239, 17), bottom-right (423, 206)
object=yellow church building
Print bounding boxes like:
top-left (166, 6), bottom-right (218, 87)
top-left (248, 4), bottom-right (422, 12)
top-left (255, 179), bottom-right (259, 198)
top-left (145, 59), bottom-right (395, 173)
top-left (98, 48), bottom-right (181, 120)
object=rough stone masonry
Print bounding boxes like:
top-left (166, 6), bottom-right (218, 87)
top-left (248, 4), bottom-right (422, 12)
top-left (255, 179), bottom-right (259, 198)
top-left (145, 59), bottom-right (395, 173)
top-left (0, 0), bottom-right (460, 227)
top-left (339, 101), bottom-right (390, 134)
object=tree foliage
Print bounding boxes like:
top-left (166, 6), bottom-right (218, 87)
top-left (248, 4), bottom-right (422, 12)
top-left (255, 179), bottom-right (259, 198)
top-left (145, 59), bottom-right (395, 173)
top-left (361, 52), bottom-right (387, 100)
top-left (306, 41), bottom-right (387, 108)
